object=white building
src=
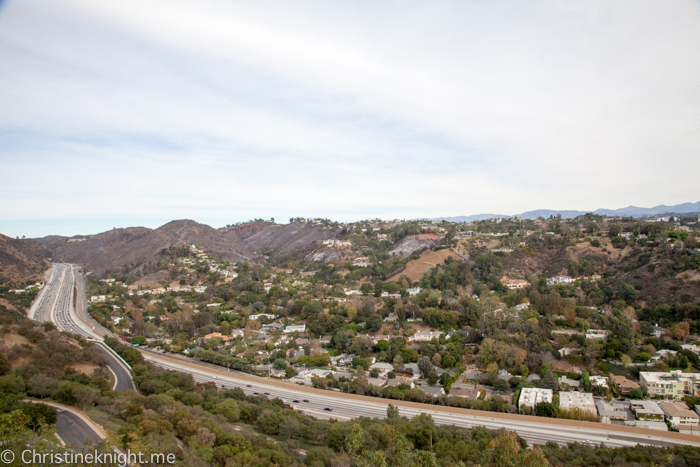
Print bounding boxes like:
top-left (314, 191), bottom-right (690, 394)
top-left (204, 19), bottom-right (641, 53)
top-left (406, 287), bottom-right (422, 296)
top-left (408, 331), bottom-right (443, 342)
top-left (589, 375), bottom-right (609, 389)
top-left (547, 276), bottom-right (573, 285)
top-left (90, 295), bottom-right (106, 303)
top-left (585, 329), bottom-right (609, 340)
top-left (518, 388), bottom-right (553, 409)
top-left (558, 392), bottom-right (596, 415)
top-left (284, 324), bottom-right (306, 334)
top-left (249, 313), bottom-right (278, 320)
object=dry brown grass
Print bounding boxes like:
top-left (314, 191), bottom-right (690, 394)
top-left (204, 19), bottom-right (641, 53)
top-left (70, 362), bottom-right (99, 376)
top-left (387, 249), bottom-right (460, 283)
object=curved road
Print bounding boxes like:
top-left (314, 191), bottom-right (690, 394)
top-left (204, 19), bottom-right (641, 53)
top-left (37, 266), bottom-right (700, 449)
top-left (29, 263), bottom-right (135, 391)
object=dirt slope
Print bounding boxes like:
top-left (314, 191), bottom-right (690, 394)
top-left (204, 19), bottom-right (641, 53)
top-left (241, 222), bottom-right (342, 255)
top-left (387, 249), bottom-right (460, 283)
top-left (0, 234), bottom-right (51, 286)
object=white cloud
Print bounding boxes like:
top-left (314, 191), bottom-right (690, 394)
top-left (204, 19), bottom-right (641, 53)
top-left (0, 0), bottom-right (698, 236)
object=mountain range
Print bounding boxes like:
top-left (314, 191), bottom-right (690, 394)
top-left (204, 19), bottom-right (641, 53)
top-left (33, 219), bottom-right (342, 276)
top-left (427, 201), bottom-right (700, 223)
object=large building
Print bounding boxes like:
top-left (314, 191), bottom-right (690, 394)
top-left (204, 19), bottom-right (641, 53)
top-left (659, 402), bottom-right (700, 431)
top-left (558, 392), bottom-right (596, 415)
top-left (518, 388), bottom-right (553, 409)
top-left (639, 371), bottom-right (700, 399)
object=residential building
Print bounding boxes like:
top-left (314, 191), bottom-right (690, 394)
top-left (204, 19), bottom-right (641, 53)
top-left (406, 287), bottom-right (422, 296)
top-left (262, 322), bottom-right (285, 332)
top-left (585, 329), bottom-right (609, 340)
top-left (659, 402), bottom-right (700, 430)
top-left (630, 400), bottom-right (665, 421)
top-left (652, 325), bottom-right (667, 338)
top-left (609, 375), bottom-right (640, 394)
top-left (408, 331), bottom-right (443, 342)
top-left (595, 400), bottom-right (629, 424)
top-left (284, 324), bottom-right (307, 334)
top-left (558, 392), bottom-right (596, 415)
top-left (383, 313), bottom-right (399, 322)
top-left (639, 371), bottom-right (699, 399)
top-left (589, 376), bottom-right (609, 389)
top-left (419, 385), bottom-right (445, 398)
top-left (546, 275), bottom-right (573, 285)
top-left (90, 295), bottom-right (106, 303)
top-left (557, 376), bottom-right (580, 389)
top-left (203, 332), bottom-right (231, 342)
top-left (503, 279), bottom-right (529, 290)
top-left (385, 378), bottom-right (414, 389)
top-left (380, 292), bottom-right (401, 299)
top-left (518, 388), bottom-right (553, 409)
top-left (249, 313), bottom-right (278, 320)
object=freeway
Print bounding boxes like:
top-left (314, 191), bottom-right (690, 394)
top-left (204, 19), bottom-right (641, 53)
top-left (38, 265), bottom-right (700, 449)
top-left (141, 349), bottom-right (700, 449)
top-left (29, 263), bottom-right (135, 392)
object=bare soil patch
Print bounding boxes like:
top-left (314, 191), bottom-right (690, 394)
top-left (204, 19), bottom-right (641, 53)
top-left (70, 362), bottom-right (99, 376)
top-left (387, 249), bottom-right (460, 283)
top-left (0, 332), bottom-right (32, 348)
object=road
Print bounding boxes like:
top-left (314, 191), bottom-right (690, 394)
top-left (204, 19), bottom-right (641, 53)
top-left (29, 263), bottom-right (135, 391)
top-left (56, 410), bottom-right (104, 449)
top-left (37, 265), bottom-right (700, 449)
top-left (141, 349), bottom-right (700, 449)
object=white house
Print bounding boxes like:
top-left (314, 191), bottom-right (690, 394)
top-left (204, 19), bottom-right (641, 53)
top-left (408, 331), bottom-right (443, 342)
top-left (284, 324), bottom-right (306, 334)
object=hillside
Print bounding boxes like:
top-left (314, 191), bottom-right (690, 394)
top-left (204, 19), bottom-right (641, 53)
top-left (238, 221), bottom-right (342, 255)
top-left (40, 220), bottom-right (256, 275)
top-left (0, 233), bottom-right (51, 286)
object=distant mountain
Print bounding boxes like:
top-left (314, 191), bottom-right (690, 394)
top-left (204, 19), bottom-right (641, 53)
top-left (0, 234), bottom-right (51, 286)
top-left (425, 201), bottom-right (700, 222)
top-left (35, 219), bottom-right (342, 275)
top-left (38, 220), bottom-right (256, 275)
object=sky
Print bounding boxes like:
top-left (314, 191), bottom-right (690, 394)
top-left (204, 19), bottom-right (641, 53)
top-left (1, 0), bottom-right (699, 238)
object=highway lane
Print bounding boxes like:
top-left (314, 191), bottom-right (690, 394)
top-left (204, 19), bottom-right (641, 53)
top-left (29, 263), bottom-right (135, 392)
top-left (41, 265), bottom-right (700, 448)
top-left (56, 410), bottom-right (103, 450)
top-left (142, 351), bottom-right (699, 449)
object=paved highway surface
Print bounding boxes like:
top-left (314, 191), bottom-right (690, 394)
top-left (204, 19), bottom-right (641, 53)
top-left (29, 263), bottom-right (135, 391)
top-left (36, 265), bottom-right (700, 449)
top-left (141, 349), bottom-right (700, 449)
top-left (56, 410), bottom-right (104, 449)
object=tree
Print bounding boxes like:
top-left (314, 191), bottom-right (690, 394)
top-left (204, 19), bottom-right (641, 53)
top-left (220, 321), bottom-right (230, 336)
top-left (535, 401), bottom-right (555, 418)
top-left (387, 404), bottom-right (400, 419)
top-left (370, 368), bottom-right (380, 378)
top-left (636, 352), bottom-right (651, 363)
top-left (417, 356), bottom-right (433, 377)
top-left (494, 378), bottom-right (509, 392)
top-left (629, 388), bottom-right (643, 399)
top-left (279, 417), bottom-right (301, 440)
top-left (272, 358), bottom-right (288, 370)
top-left (28, 375), bottom-right (57, 398)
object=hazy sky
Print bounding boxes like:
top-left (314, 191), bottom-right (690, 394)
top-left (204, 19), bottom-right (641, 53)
top-left (1, 0), bottom-right (699, 237)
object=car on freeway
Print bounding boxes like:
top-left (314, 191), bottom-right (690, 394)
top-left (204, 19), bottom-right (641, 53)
top-left (324, 408), bottom-right (332, 411)
top-left (253, 392), bottom-right (259, 395)
top-left (302, 399), bottom-right (309, 403)
top-left (264, 392), bottom-right (270, 395)
top-left (246, 384), bottom-right (252, 388)
top-left (293, 400), bottom-right (300, 403)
